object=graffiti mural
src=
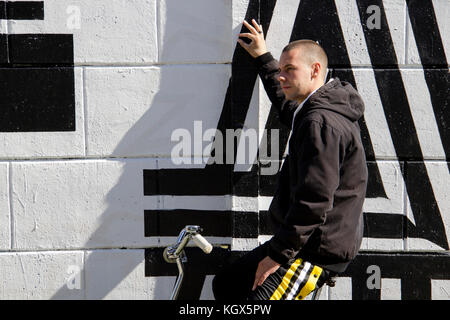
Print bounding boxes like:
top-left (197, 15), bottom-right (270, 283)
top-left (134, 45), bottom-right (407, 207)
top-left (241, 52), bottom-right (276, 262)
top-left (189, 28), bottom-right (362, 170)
top-left (0, 0), bottom-right (448, 300)
top-left (145, 0), bottom-right (449, 300)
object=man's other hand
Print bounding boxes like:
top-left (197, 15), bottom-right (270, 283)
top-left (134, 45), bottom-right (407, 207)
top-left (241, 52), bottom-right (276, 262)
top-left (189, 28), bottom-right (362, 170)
top-left (252, 256), bottom-right (281, 291)
top-left (238, 19), bottom-right (268, 58)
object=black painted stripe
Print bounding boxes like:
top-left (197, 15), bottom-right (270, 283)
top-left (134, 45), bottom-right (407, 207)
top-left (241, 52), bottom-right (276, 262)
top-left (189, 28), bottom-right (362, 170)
top-left (363, 213), bottom-right (405, 239)
top-left (0, 1), bottom-right (44, 20)
top-left (145, 210), bottom-right (232, 237)
top-left (8, 34), bottom-right (74, 65)
top-left (259, 211), bottom-right (408, 239)
top-left (258, 210), bottom-right (274, 235)
top-left (258, 162), bottom-right (280, 197)
top-left (364, 162), bottom-right (388, 198)
top-left (356, 0), bottom-right (448, 250)
top-left (144, 209), bottom-right (258, 238)
top-left (406, 0), bottom-right (447, 68)
top-left (143, 165), bottom-right (259, 197)
top-left (405, 162), bottom-right (449, 249)
top-left (406, 0), bottom-right (449, 163)
top-left (143, 167), bottom-right (231, 196)
top-left (0, 34), bottom-right (7, 64)
top-left (0, 67), bottom-right (75, 132)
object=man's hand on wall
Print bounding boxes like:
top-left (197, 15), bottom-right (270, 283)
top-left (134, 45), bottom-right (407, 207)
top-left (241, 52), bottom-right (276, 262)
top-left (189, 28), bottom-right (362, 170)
top-left (237, 19), bottom-right (268, 58)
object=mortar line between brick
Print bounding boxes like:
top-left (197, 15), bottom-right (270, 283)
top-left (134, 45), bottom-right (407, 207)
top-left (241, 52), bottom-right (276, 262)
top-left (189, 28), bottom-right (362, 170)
top-left (82, 67), bottom-right (88, 157)
top-left (156, 0), bottom-right (161, 63)
top-left (403, 161), bottom-right (408, 252)
top-left (404, 2), bottom-right (409, 65)
top-left (83, 250), bottom-right (87, 299)
top-left (8, 162), bottom-right (14, 250)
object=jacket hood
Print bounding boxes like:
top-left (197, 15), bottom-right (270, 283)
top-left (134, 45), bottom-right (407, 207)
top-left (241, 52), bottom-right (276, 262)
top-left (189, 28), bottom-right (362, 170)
top-left (304, 78), bottom-right (365, 122)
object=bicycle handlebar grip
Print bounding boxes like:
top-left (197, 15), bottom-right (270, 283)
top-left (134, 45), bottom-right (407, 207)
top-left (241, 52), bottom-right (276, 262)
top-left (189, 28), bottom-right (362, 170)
top-left (192, 234), bottom-right (213, 254)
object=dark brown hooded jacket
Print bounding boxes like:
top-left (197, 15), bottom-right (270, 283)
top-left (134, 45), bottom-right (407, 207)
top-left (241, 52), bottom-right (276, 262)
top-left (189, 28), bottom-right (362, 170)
top-left (256, 52), bottom-right (368, 272)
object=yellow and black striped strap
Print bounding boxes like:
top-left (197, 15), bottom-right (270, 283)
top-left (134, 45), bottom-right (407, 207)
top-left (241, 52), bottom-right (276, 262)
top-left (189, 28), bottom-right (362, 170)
top-left (270, 258), bottom-right (323, 300)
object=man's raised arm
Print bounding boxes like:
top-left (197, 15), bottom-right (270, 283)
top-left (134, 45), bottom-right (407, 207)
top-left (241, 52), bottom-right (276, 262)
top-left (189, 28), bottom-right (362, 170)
top-left (238, 19), bottom-right (298, 127)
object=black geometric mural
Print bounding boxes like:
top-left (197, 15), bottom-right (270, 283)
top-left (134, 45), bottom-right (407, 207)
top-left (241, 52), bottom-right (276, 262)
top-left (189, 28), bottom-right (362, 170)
top-left (0, 1), bottom-right (75, 132)
top-left (144, 0), bottom-right (449, 299)
top-left (142, 0), bottom-right (450, 300)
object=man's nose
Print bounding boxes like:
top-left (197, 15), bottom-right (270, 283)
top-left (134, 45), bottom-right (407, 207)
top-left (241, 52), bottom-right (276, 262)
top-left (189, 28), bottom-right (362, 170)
top-left (278, 73), bottom-right (286, 82)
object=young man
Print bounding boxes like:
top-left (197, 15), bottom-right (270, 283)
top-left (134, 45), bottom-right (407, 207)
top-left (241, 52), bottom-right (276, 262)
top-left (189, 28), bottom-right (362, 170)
top-left (213, 20), bottom-right (368, 300)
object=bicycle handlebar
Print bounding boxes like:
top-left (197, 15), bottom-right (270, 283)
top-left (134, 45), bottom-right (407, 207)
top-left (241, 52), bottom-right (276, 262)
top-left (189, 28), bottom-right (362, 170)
top-left (192, 233), bottom-right (213, 254)
top-left (163, 225), bottom-right (212, 263)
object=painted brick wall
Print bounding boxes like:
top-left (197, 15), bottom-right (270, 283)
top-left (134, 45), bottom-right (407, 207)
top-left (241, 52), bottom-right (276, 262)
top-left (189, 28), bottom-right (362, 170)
top-left (0, 0), bottom-right (448, 300)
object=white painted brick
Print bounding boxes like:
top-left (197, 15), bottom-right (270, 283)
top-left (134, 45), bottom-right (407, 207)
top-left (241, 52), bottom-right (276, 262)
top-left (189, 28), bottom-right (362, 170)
top-left (381, 278), bottom-right (401, 300)
top-left (0, 17), bottom-right (6, 33)
top-left (329, 277), bottom-right (353, 300)
top-left (85, 249), bottom-right (162, 299)
top-left (85, 65), bottom-right (230, 157)
top-left (0, 251), bottom-right (84, 300)
top-left (383, 0), bottom-right (406, 65)
top-left (11, 159), bottom-right (157, 250)
top-left (431, 279), bottom-right (450, 300)
top-left (0, 163), bottom-right (10, 250)
top-left (8, 0), bottom-right (158, 65)
top-left (0, 68), bottom-right (84, 159)
top-left (158, 0), bottom-right (232, 64)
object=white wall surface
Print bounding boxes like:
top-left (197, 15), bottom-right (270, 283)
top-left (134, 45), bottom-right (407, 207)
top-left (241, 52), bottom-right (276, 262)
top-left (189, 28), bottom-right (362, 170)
top-left (0, 0), bottom-right (448, 300)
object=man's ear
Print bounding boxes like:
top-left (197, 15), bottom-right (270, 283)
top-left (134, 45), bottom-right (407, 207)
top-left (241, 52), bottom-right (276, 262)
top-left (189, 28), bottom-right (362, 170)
top-left (311, 62), bottom-right (321, 79)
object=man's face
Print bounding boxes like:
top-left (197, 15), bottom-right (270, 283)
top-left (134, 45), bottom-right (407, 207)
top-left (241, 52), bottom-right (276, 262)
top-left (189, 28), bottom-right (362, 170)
top-left (278, 48), bottom-right (314, 102)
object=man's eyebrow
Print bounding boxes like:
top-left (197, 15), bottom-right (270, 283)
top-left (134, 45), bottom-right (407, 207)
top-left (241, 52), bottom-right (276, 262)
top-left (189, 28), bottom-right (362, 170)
top-left (280, 63), bottom-right (296, 70)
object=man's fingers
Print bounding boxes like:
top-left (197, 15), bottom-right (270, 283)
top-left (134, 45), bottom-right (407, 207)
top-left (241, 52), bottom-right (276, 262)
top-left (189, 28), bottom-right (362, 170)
top-left (258, 272), bottom-right (269, 287)
top-left (243, 19), bottom-right (258, 35)
top-left (237, 38), bottom-right (249, 48)
top-left (252, 268), bottom-right (263, 291)
top-left (252, 273), bottom-right (269, 291)
top-left (251, 19), bottom-right (263, 33)
top-left (239, 32), bottom-right (255, 40)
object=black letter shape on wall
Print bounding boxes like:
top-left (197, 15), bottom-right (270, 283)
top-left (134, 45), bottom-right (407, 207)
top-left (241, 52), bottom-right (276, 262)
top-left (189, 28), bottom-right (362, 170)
top-left (0, 1), bottom-right (75, 132)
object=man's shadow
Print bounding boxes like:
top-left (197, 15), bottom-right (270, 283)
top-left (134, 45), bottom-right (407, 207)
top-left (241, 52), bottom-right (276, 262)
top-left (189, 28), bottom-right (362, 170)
top-left (50, 4), bottom-right (247, 300)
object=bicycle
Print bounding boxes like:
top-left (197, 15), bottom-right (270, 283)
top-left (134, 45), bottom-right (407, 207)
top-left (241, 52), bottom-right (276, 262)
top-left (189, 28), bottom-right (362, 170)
top-left (163, 225), bottom-right (335, 300)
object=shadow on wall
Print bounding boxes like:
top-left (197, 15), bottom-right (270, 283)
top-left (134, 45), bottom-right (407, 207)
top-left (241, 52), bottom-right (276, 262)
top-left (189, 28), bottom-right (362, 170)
top-left (50, 2), bottom-right (236, 300)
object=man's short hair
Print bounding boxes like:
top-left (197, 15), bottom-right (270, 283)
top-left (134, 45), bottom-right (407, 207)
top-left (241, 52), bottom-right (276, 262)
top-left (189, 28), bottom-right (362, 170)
top-left (282, 40), bottom-right (328, 79)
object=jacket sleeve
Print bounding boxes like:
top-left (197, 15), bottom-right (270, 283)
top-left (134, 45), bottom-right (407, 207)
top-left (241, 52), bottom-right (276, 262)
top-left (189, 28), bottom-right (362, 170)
top-left (267, 120), bottom-right (342, 264)
top-left (255, 52), bottom-right (299, 127)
